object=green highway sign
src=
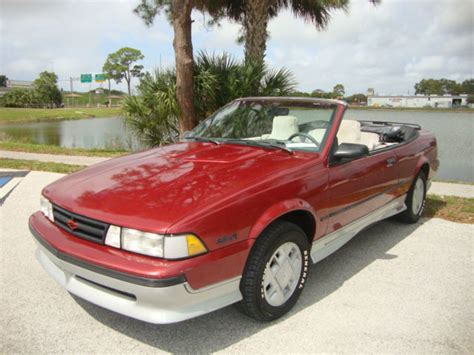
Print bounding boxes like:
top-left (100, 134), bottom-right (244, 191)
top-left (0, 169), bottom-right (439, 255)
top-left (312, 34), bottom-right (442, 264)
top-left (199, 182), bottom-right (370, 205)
top-left (80, 74), bottom-right (92, 83)
top-left (95, 74), bottom-right (106, 82)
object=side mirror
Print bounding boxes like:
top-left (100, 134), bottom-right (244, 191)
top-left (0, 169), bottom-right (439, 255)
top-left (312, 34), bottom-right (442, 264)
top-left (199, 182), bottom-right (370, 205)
top-left (333, 143), bottom-right (369, 161)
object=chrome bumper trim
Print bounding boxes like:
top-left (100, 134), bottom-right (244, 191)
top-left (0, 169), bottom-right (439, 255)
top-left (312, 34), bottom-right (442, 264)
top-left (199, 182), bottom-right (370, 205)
top-left (34, 241), bottom-right (243, 324)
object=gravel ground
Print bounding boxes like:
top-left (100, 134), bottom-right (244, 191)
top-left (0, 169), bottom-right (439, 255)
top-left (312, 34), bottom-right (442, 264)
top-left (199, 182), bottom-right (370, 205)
top-left (1, 171), bottom-right (473, 353)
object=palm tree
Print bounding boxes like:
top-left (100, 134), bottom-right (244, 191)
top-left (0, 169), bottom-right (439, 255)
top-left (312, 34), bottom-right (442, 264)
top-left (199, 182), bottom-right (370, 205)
top-left (122, 52), bottom-right (295, 147)
top-left (133, 1), bottom-right (242, 134)
top-left (134, 0), bottom-right (214, 134)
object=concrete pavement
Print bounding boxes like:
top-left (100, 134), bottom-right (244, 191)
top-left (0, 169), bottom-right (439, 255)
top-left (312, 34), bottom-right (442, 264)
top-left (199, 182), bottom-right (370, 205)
top-left (429, 181), bottom-right (474, 198)
top-left (1, 171), bottom-right (473, 353)
top-left (0, 150), bottom-right (109, 166)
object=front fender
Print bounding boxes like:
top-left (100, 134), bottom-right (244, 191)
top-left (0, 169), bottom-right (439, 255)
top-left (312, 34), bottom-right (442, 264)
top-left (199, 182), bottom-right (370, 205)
top-left (247, 198), bottom-right (317, 240)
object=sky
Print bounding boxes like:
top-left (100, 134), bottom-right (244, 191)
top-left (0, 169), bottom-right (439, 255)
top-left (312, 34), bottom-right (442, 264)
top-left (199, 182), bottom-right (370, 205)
top-left (1, 0), bottom-right (473, 96)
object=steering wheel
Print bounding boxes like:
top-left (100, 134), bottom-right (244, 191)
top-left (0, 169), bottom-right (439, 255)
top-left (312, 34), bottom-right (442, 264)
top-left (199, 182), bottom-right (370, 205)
top-left (288, 132), bottom-right (320, 147)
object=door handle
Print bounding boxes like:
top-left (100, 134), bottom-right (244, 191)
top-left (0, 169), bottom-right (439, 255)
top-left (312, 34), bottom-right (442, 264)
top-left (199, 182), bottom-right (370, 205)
top-left (386, 157), bottom-right (396, 167)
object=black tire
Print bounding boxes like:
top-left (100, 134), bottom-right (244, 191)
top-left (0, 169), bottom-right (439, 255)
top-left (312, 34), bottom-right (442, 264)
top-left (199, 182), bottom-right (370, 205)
top-left (238, 220), bottom-right (310, 321)
top-left (397, 171), bottom-right (427, 223)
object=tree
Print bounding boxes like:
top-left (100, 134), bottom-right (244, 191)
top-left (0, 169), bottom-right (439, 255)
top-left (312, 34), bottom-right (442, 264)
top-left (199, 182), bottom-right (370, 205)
top-left (333, 84), bottom-right (345, 97)
top-left (414, 78), bottom-right (462, 95)
top-left (219, 0), bottom-right (379, 63)
top-left (135, 0), bottom-right (200, 133)
top-left (0, 75), bottom-right (8, 87)
top-left (2, 88), bottom-right (39, 107)
top-left (103, 47), bottom-right (144, 95)
top-left (33, 71), bottom-right (62, 107)
top-left (345, 93), bottom-right (367, 104)
top-left (122, 52), bottom-right (295, 146)
top-left (461, 79), bottom-right (474, 94)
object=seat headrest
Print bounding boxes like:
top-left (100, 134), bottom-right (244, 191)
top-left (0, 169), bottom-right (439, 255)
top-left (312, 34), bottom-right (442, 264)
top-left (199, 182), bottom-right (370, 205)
top-left (337, 120), bottom-right (361, 141)
top-left (269, 115), bottom-right (298, 140)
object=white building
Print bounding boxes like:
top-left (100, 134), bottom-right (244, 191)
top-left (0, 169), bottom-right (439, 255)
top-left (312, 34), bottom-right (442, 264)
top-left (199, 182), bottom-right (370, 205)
top-left (367, 94), bottom-right (469, 108)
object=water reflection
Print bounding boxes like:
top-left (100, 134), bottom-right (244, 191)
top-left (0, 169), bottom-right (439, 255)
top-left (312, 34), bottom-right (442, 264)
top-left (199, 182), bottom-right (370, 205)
top-left (0, 116), bottom-right (139, 150)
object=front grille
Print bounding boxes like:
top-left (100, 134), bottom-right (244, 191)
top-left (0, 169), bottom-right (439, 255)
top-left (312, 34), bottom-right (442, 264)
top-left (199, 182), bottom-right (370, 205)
top-left (53, 204), bottom-right (109, 244)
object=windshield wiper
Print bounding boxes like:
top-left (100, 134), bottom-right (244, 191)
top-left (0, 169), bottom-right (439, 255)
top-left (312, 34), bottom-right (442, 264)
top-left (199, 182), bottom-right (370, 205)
top-left (186, 136), bottom-right (221, 145)
top-left (223, 139), bottom-right (293, 155)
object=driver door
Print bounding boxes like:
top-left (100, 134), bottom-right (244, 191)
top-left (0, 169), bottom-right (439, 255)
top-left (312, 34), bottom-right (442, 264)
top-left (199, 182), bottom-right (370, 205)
top-left (324, 122), bottom-right (399, 234)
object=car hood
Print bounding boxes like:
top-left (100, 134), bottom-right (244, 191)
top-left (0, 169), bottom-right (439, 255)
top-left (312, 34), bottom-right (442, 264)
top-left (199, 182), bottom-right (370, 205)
top-left (44, 142), bottom-right (318, 233)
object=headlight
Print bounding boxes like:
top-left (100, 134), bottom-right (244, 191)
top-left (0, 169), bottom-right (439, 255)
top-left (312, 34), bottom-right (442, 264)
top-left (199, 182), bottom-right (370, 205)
top-left (121, 228), bottom-right (164, 258)
top-left (104, 225), bottom-right (207, 259)
top-left (40, 196), bottom-right (54, 222)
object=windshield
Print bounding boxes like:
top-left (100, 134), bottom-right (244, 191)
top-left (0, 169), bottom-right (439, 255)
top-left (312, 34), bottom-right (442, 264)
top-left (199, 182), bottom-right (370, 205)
top-left (188, 99), bottom-right (337, 152)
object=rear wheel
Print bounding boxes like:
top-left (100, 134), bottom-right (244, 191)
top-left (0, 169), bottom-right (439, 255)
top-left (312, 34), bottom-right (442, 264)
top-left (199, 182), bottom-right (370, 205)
top-left (397, 171), bottom-right (427, 223)
top-left (238, 221), bottom-right (310, 321)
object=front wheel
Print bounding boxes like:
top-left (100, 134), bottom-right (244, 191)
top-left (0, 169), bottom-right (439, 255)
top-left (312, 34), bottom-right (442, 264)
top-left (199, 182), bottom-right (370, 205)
top-left (238, 221), bottom-right (310, 321)
top-left (397, 171), bottom-right (427, 223)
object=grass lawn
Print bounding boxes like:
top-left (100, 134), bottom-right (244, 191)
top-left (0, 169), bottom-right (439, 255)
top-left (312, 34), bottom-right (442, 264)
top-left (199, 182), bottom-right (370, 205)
top-left (0, 158), bottom-right (85, 174)
top-left (424, 194), bottom-right (474, 224)
top-left (0, 107), bottom-right (121, 124)
top-left (0, 141), bottom-right (127, 157)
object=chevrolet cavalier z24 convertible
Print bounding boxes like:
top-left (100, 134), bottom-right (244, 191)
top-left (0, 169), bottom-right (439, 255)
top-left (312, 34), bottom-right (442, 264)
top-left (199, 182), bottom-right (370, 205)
top-left (30, 97), bottom-right (439, 324)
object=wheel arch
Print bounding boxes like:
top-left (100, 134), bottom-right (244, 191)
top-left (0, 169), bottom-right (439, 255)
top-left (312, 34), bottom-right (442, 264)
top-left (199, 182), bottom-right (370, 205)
top-left (414, 156), bottom-right (430, 181)
top-left (248, 199), bottom-right (317, 244)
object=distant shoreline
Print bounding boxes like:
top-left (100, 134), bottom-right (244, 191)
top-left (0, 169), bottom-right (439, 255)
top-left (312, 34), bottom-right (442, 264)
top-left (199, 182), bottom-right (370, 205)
top-left (0, 107), bottom-right (122, 124)
top-left (348, 105), bottom-right (474, 113)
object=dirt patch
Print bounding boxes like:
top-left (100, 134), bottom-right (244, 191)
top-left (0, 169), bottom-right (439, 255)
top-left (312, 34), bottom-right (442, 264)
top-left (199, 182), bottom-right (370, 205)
top-left (424, 195), bottom-right (474, 224)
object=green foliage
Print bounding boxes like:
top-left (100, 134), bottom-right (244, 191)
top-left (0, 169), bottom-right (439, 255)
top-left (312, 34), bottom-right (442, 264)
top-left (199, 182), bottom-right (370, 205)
top-left (133, 0), bottom-right (172, 25)
top-left (33, 71), bottom-right (62, 107)
top-left (103, 47), bottom-right (145, 94)
top-left (0, 75), bottom-right (8, 87)
top-left (467, 95), bottom-right (474, 104)
top-left (2, 88), bottom-right (39, 108)
top-left (461, 79), bottom-right (474, 94)
top-left (345, 93), bottom-right (368, 104)
top-left (333, 84), bottom-right (345, 97)
top-left (414, 78), bottom-right (467, 95)
top-left (194, 52), bottom-right (295, 115)
top-left (122, 52), bottom-right (296, 147)
top-left (122, 69), bottom-right (180, 147)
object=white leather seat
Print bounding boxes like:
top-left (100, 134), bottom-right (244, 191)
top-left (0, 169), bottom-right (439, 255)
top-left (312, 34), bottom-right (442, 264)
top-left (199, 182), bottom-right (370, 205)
top-left (269, 115), bottom-right (299, 140)
top-left (337, 120), bottom-right (380, 150)
top-left (359, 132), bottom-right (380, 150)
top-left (337, 120), bottom-right (361, 145)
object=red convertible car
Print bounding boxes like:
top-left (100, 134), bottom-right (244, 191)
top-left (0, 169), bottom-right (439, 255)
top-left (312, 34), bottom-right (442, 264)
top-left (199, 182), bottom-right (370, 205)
top-left (30, 97), bottom-right (439, 324)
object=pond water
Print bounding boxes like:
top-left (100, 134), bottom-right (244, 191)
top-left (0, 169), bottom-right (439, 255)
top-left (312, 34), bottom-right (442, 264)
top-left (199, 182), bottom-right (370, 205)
top-left (0, 110), bottom-right (473, 182)
top-left (0, 117), bottom-right (139, 151)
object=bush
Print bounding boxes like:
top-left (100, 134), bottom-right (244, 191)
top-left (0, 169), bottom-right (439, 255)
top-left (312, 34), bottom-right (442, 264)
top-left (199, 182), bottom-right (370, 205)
top-left (2, 88), bottom-right (39, 107)
top-left (122, 52), bottom-right (296, 147)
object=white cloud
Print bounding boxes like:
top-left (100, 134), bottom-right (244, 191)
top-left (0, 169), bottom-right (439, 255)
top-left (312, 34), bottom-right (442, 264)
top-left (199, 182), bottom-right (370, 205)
top-left (1, 0), bottom-right (472, 95)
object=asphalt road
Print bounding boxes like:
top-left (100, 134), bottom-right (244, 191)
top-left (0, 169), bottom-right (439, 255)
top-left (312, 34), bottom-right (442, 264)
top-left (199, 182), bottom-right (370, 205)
top-left (1, 171), bottom-right (473, 353)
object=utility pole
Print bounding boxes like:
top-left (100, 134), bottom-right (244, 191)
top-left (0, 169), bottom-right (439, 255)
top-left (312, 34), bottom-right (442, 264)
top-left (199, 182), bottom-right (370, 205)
top-left (108, 78), bottom-right (111, 108)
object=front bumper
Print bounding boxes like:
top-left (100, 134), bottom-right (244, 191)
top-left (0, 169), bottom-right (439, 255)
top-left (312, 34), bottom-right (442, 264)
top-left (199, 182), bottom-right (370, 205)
top-left (30, 222), bottom-right (243, 324)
